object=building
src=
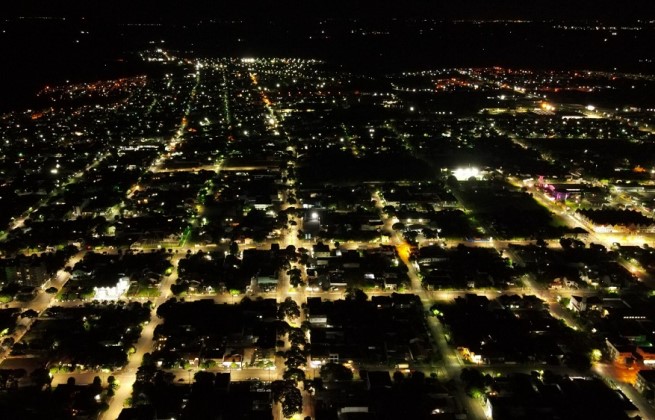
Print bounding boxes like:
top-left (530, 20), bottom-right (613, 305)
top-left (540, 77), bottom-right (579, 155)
top-left (93, 276), bottom-right (130, 301)
top-left (635, 370), bottom-right (655, 396)
top-left (606, 338), bottom-right (635, 365)
top-left (2, 259), bottom-right (49, 288)
top-left (636, 347), bottom-right (655, 367)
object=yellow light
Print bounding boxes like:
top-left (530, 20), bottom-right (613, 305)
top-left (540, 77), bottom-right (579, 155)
top-left (540, 102), bottom-right (555, 112)
top-left (591, 349), bottom-right (602, 362)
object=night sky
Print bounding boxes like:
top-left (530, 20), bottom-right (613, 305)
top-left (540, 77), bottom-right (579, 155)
top-left (4, 0), bottom-right (655, 21)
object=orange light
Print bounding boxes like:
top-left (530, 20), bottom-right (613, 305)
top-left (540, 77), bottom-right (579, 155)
top-left (396, 242), bottom-right (411, 263)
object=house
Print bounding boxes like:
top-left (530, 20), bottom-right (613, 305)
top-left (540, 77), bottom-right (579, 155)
top-left (606, 338), bottom-right (635, 365)
top-left (371, 296), bottom-right (392, 309)
top-left (569, 295), bottom-right (600, 312)
top-left (408, 338), bottom-right (430, 362)
top-left (313, 242), bottom-right (331, 258)
top-left (383, 276), bottom-right (400, 291)
top-left (636, 347), bottom-right (655, 367)
top-left (391, 293), bottom-right (418, 309)
top-left (117, 406), bottom-right (157, 420)
top-left (417, 245), bottom-right (448, 267)
top-left (253, 269), bottom-right (278, 292)
top-left (223, 351), bottom-right (243, 369)
top-left (458, 345), bottom-right (484, 364)
top-left (365, 371), bottom-right (392, 391)
top-left (307, 297), bottom-right (327, 326)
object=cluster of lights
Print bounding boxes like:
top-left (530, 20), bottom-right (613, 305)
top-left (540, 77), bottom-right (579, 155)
top-left (452, 167), bottom-right (481, 181)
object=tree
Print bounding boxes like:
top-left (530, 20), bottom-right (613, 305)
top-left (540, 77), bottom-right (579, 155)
top-left (284, 347), bottom-right (307, 369)
top-left (79, 288), bottom-right (96, 300)
top-left (142, 352), bottom-right (154, 367)
top-left (200, 359), bottom-right (217, 369)
top-left (288, 328), bottom-right (307, 347)
top-left (345, 287), bottom-right (368, 303)
top-left (320, 363), bottom-right (353, 382)
top-left (560, 297), bottom-right (571, 308)
top-left (194, 371), bottom-right (215, 387)
top-left (393, 370), bottom-right (405, 383)
top-left (282, 386), bottom-right (303, 418)
top-left (30, 367), bottom-right (52, 389)
top-left (229, 241), bottom-right (239, 256)
top-left (170, 282), bottom-right (189, 296)
top-left (392, 222), bottom-right (405, 231)
top-left (278, 297), bottom-right (300, 320)
top-left (271, 379), bottom-right (296, 403)
top-left (409, 370), bottom-right (426, 386)
top-left (565, 352), bottom-right (592, 372)
top-left (404, 230), bottom-right (419, 243)
top-left (283, 368), bottom-right (306, 382)
top-left (287, 268), bottom-right (304, 288)
top-left (422, 228), bottom-right (437, 239)
top-left (460, 368), bottom-right (491, 397)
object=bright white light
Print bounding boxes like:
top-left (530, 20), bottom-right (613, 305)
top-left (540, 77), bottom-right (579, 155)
top-left (311, 212), bottom-right (319, 220)
top-left (453, 167), bottom-right (481, 181)
top-left (586, 105), bottom-right (596, 111)
top-left (93, 277), bottom-right (130, 301)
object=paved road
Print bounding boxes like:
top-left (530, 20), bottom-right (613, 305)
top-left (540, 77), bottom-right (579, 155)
top-left (374, 191), bottom-right (488, 419)
top-left (0, 252), bottom-right (84, 363)
top-left (101, 254), bottom-right (180, 419)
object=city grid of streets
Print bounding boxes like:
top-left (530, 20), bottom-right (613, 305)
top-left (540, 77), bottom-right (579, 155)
top-left (1, 53), bottom-right (655, 419)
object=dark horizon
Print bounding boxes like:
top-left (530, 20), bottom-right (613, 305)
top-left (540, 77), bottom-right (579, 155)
top-left (4, 0), bottom-right (655, 22)
top-left (2, 1), bottom-right (655, 112)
